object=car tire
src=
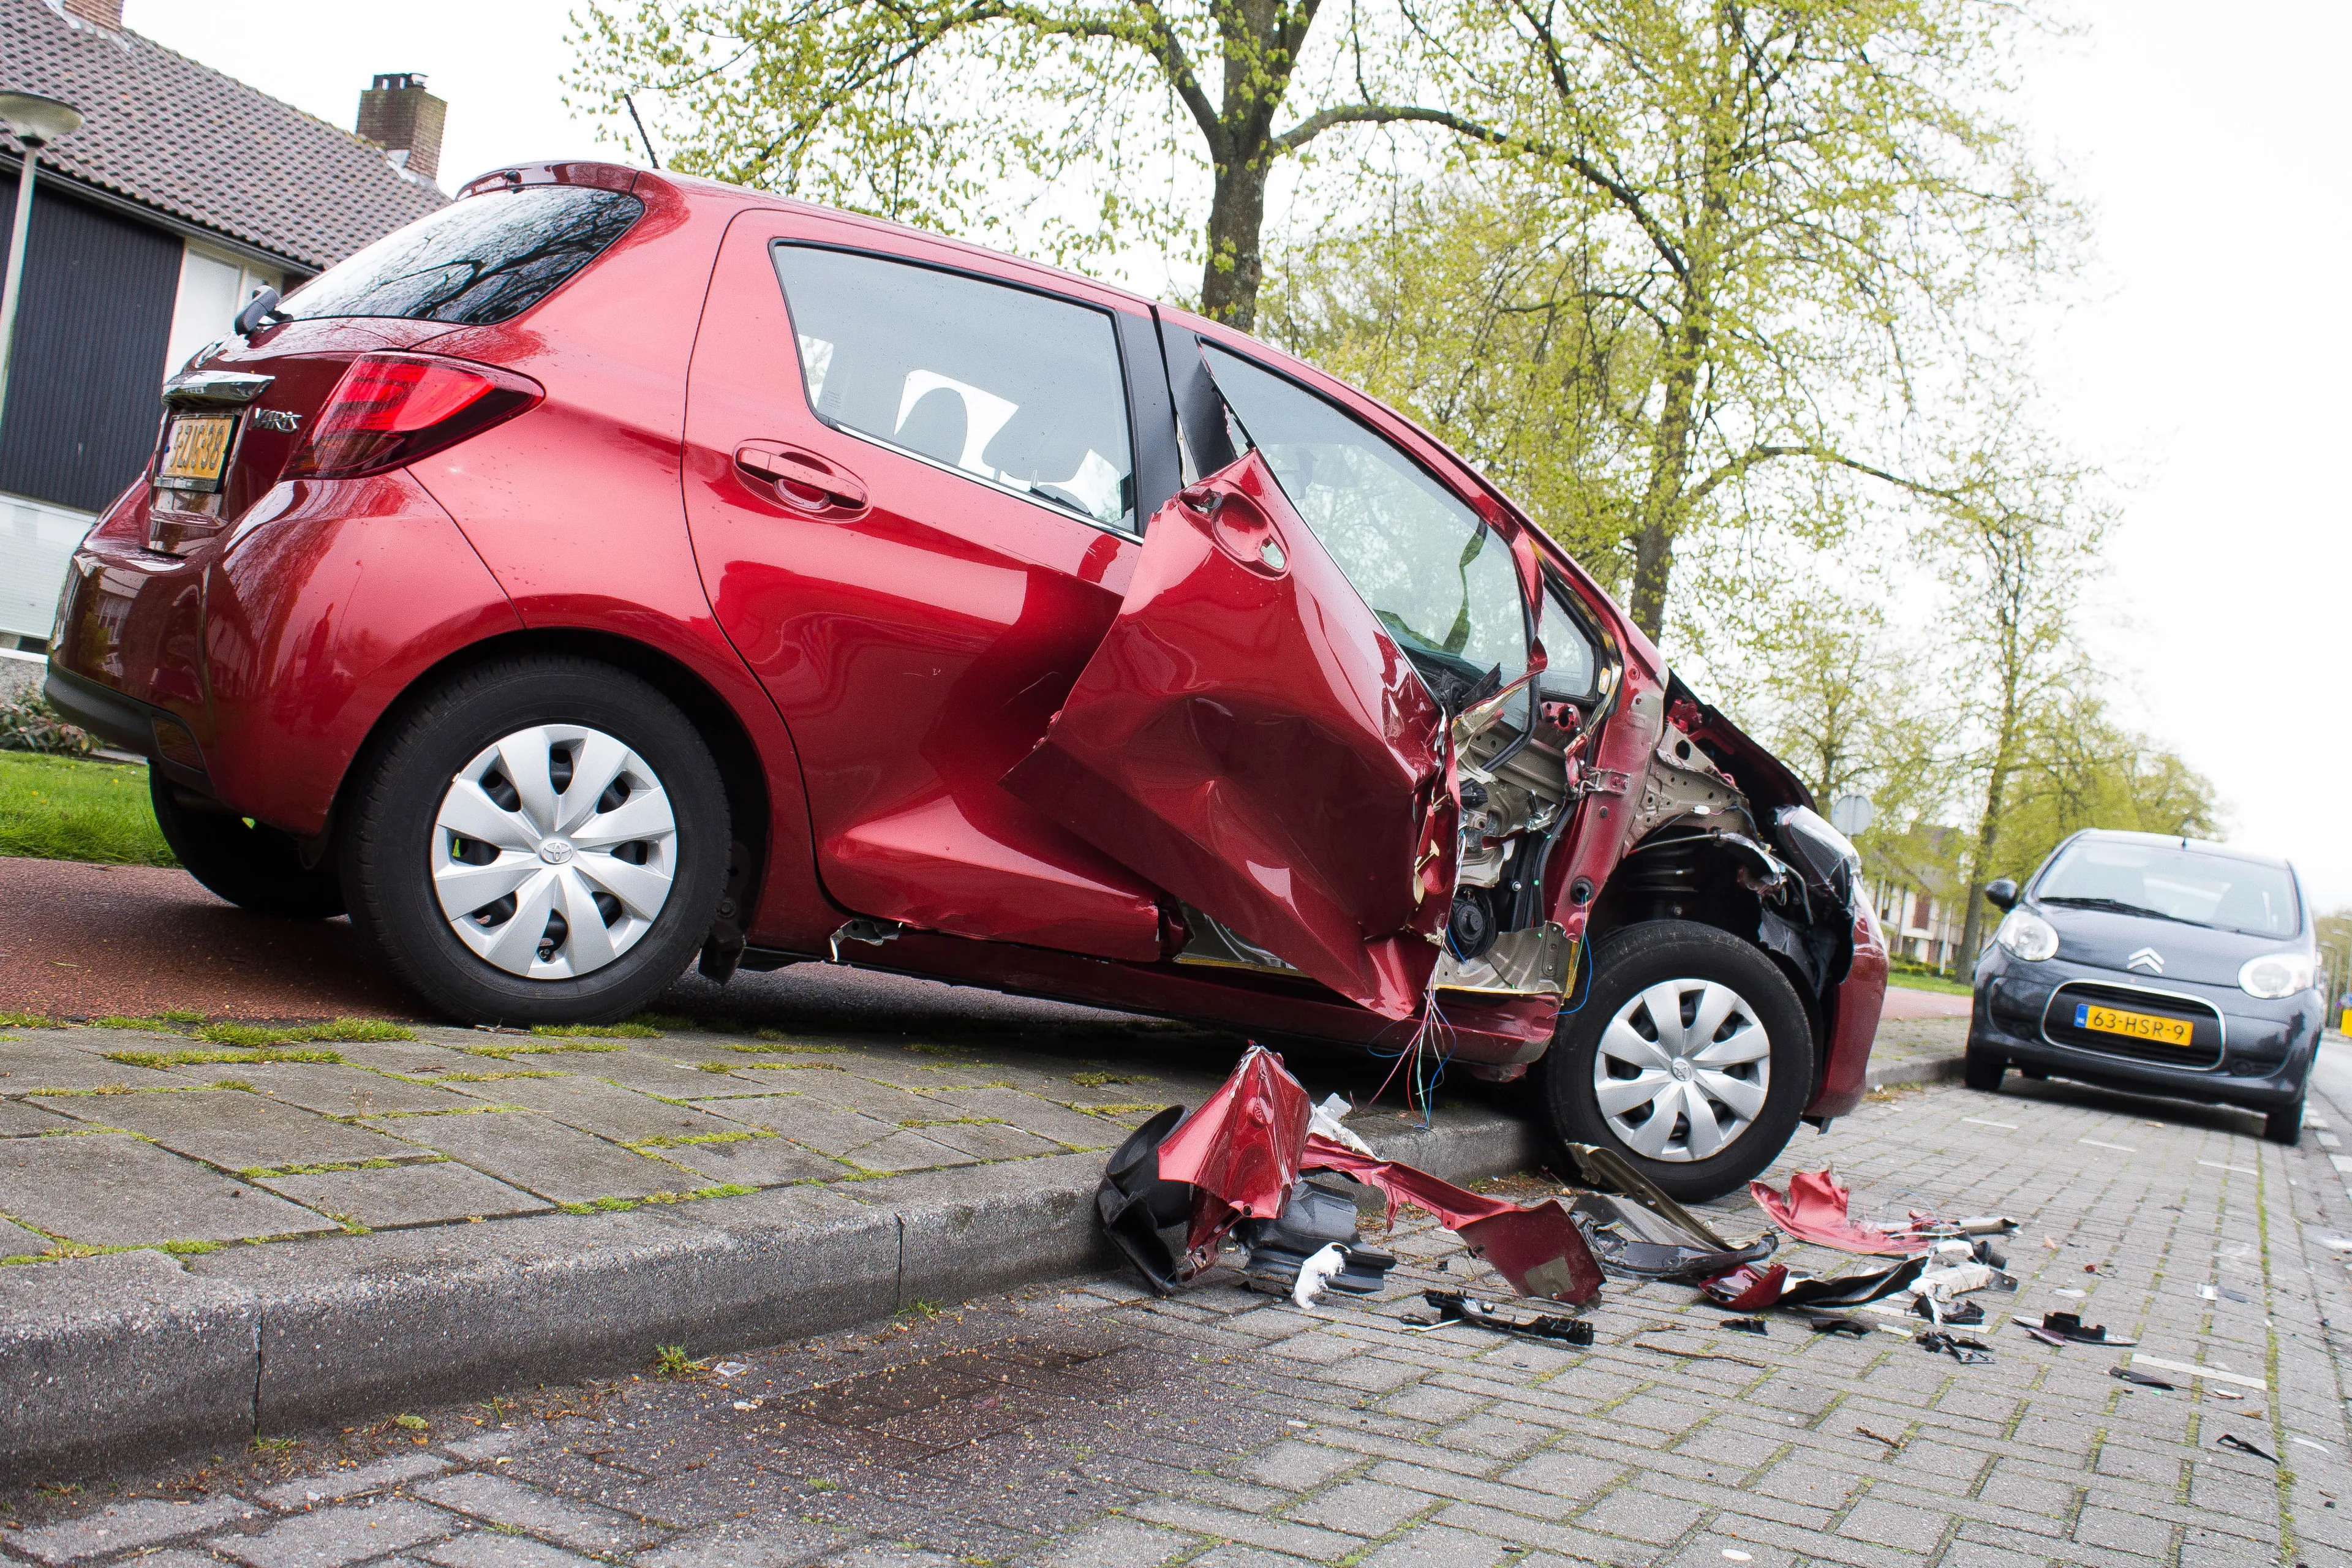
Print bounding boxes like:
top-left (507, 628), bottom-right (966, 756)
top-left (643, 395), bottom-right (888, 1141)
top-left (149, 767), bottom-right (346, 919)
top-left (340, 656), bottom-right (728, 1025)
top-left (2264, 1093), bottom-right (2306, 1146)
top-left (1963, 1044), bottom-right (2006, 1093)
top-left (1534, 919), bottom-right (1815, 1202)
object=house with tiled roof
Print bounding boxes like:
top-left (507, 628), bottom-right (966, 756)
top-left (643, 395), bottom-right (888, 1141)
top-left (0, 0), bottom-right (450, 649)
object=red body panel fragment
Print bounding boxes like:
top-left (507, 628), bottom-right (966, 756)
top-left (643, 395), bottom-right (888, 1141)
top-left (1749, 1169), bottom-right (1926, 1256)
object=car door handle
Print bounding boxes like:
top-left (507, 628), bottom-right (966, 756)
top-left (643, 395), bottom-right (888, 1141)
top-left (734, 443), bottom-right (869, 516)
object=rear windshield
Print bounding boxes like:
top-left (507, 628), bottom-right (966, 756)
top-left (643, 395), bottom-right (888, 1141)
top-left (2035, 839), bottom-right (2301, 938)
top-left (281, 186), bottom-right (643, 327)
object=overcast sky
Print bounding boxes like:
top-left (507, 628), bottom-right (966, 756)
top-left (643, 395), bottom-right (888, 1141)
top-left (120, 1), bottom-right (2352, 910)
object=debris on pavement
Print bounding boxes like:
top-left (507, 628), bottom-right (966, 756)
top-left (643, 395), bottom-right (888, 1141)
top-left (1563, 1142), bottom-right (1777, 1283)
top-left (2217, 1433), bottom-right (2280, 1463)
top-left (1855, 1425), bottom-right (1907, 1452)
top-left (1749, 1169), bottom-right (1926, 1255)
top-left (1916, 1329), bottom-right (1993, 1364)
top-left (2112, 1365), bottom-right (2174, 1390)
top-left (1412, 1290), bottom-right (1594, 1345)
top-left (1237, 1178), bottom-right (1396, 1298)
top-left (2025, 1311), bottom-right (2134, 1345)
top-left (1096, 1044), bottom-right (1600, 1302)
top-left (2201, 1283), bottom-right (2252, 1303)
top-left (1722, 1317), bottom-right (1766, 1335)
top-left (1291, 1242), bottom-right (1347, 1310)
top-left (1701, 1256), bottom-right (1926, 1312)
top-left (1810, 1316), bottom-right (1872, 1337)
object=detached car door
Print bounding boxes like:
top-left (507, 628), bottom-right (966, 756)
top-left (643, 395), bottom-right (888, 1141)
top-left (1006, 342), bottom-right (1539, 1019)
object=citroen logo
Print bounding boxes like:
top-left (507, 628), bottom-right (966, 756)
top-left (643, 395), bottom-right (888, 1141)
top-left (2127, 947), bottom-right (2164, 975)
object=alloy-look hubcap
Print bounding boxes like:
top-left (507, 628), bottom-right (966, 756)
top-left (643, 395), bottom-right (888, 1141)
top-left (1591, 978), bottom-right (1772, 1162)
top-left (431, 724), bottom-right (677, 980)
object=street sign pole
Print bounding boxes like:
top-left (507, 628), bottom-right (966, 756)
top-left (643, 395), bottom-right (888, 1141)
top-left (0, 92), bottom-right (85, 434)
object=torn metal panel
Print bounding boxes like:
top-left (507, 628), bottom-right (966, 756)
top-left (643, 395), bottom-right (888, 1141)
top-left (1302, 1137), bottom-right (1604, 1304)
top-left (1433, 921), bottom-right (1577, 997)
top-left (1749, 1169), bottom-right (1927, 1256)
top-left (1415, 1290), bottom-right (1593, 1345)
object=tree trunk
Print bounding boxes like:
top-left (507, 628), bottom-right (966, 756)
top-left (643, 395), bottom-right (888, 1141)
top-left (1629, 347), bottom-right (1700, 641)
top-left (1199, 151), bottom-right (1270, 328)
top-left (1957, 753), bottom-right (2012, 967)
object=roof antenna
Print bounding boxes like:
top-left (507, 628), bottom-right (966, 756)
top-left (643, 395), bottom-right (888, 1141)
top-left (622, 92), bottom-right (660, 170)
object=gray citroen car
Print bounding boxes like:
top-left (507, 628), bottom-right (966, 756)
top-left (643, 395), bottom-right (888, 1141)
top-left (1966, 830), bottom-right (2323, 1142)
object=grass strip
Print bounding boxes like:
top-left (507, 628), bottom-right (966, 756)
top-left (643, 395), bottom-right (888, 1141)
top-left (0, 752), bottom-right (176, 865)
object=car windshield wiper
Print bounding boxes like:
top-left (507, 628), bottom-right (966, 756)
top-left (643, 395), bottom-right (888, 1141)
top-left (2039, 895), bottom-right (2196, 925)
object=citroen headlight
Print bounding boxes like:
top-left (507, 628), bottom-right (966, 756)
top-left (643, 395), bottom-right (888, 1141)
top-left (2239, 952), bottom-right (2315, 1000)
top-left (1994, 909), bottom-right (2059, 963)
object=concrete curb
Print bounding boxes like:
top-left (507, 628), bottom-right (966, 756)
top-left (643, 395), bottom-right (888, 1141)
top-left (0, 1059), bottom-right (1962, 1482)
top-left (1863, 1052), bottom-right (1967, 1091)
top-left (0, 1107), bottom-right (1540, 1483)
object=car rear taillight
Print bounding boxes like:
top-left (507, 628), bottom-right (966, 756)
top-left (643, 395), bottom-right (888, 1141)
top-left (284, 353), bottom-right (543, 480)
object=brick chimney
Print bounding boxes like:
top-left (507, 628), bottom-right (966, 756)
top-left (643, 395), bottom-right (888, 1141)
top-left (61, 0), bottom-right (124, 26)
top-left (355, 72), bottom-right (447, 183)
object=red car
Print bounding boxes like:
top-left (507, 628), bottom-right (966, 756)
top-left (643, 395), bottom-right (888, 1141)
top-left (45, 162), bottom-right (1884, 1197)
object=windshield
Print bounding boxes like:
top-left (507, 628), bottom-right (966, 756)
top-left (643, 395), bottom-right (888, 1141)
top-left (2036, 839), bottom-right (2301, 938)
top-left (282, 186), bottom-right (643, 327)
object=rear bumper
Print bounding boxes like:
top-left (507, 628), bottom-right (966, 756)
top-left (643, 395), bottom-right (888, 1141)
top-left (48, 473), bottom-right (521, 836)
top-left (1970, 952), bottom-right (2318, 1112)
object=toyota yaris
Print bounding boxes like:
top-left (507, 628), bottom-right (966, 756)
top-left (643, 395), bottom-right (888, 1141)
top-left (1967, 830), bottom-right (2323, 1142)
top-left (45, 162), bottom-right (1885, 1197)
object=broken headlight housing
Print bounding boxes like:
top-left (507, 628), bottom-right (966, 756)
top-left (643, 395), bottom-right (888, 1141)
top-left (2238, 952), bottom-right (2315, 1000)
top-left (1994, 909), bottom-right (2059, 963)
top-left (1776, 805), bottom-right (1860, 900)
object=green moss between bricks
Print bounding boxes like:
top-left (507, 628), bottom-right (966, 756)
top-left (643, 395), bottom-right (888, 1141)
top-left (1069, 1071), bottom-right (1155, 1088)
top-left (722, 1041), bottom-right (845, 1054)
top-left (556, 1183), bottom-right (759, 1215)
top-left (431, 1069), bottom-right (568, 1082)
top-left (628, 1130), bottom-right (773, 1150)
top-left (462, 1041), bottom-right (623, 1058)
top-left (0, 1011), bottom-right (58, 1028)
top-left (105, 1047), bottom-right (344, 1068)
top-left (529, 1022), bottom-right (660, 1039)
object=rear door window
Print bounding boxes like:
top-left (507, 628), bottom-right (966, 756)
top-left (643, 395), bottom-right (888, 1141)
top-left (282, 186), bottom-right (644, 326)
top-left (1200, 345), bottom-right (1528, 709)
top-left (773, 246), bottom-right (1137, 532)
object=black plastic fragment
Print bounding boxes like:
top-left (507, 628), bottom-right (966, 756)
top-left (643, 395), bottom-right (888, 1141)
top-left (1423, 1291), bottom-right (1594, 1346)
top-left (1912, 1295), bottom-right (1986, 1325)
top-left (1917, 1330), bottom-right (1993, 1365)
top-left (2040, 1311), bottom-right (2135, 1346)
top-left (2019, 1324), bottom-right (2070, 1347)
top-left (1722, 1317), bottom-right (1767, 1336)
top-left (1809, 1316), bottom-right (1871, 1337)
top-left (2217, 1433), bottom-right (2279, 1463)
top-left (1094, 1106), bottom-right (1193, 1295)
top-left (2111, 1364), bottom-right (2174, 1390)
top-left (1237, 1179), bottom-right (1395, 1297)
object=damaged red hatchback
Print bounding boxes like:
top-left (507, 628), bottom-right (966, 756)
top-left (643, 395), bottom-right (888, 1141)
top-left (47, 162), bottom-right (1885, 1197)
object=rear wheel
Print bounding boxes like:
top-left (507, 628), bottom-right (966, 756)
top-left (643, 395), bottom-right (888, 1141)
top-left (340, 657), bottom-right (728, 1024)
top-left (1536, 920), bottom-right (1814, 1202)
top-left (1963, 1044), bottom-right (2007, 1093)
top-left (150, 767), bottom-right (345, 919)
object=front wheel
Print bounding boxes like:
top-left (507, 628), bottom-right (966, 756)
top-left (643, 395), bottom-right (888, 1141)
top-left (1963, 1044), bottom-right (2007, 1093)
top-left (2264, 1092), bottom-right (2307, 1147)
top-left (339, 656), bottom-right (728, 1025)
top-left (1535, 920), bottom-right (1814, 1202)
top-left (150, 767), bottom-right (345, 919)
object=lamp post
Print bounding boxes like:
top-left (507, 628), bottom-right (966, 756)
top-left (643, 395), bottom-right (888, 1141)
top-left (0, 91), bottom-right (83, 431)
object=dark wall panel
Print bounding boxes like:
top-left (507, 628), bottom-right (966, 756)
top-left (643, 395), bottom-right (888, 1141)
top-left (0, 184), bottom-right (180, 513)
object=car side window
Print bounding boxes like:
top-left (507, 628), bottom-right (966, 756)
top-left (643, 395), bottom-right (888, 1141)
top-left (1539, 586), bottom-right (1599, 701)
top-left (772, 246), bottom-right (1137, 532)
top-left (1200, 345), bottom-right (1528, 708)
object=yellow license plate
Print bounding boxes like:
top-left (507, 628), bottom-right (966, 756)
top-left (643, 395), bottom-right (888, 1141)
top-left (2075, 1001), bottom-right (2194, 1047)
top-left (155, 413), bottom-right (238, 492)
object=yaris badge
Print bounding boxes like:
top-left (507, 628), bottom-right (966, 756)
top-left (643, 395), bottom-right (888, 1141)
top-left (2127, 947), bottom-right (2164, 974)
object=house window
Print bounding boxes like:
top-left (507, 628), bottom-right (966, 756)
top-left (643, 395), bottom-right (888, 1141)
top-left (165, 244), bottom-right (281, 378)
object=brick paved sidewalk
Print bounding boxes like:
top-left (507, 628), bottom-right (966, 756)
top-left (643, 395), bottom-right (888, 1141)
top-left (0, 1007), bottom-right (1963, 1261)
top-left (4, 1057), bottom-right (2334, 1567)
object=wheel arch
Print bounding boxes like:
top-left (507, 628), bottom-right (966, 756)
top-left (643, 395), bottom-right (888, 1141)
top-left (327, 627), bottom-right (778, 930)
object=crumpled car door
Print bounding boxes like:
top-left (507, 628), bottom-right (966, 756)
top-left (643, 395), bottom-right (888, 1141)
top-left (1002, 450), bottom-right (1456, 1018)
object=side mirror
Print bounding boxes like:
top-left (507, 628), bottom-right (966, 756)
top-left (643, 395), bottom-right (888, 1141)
top-left (1984, 878), bottom-right (2019, 911)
